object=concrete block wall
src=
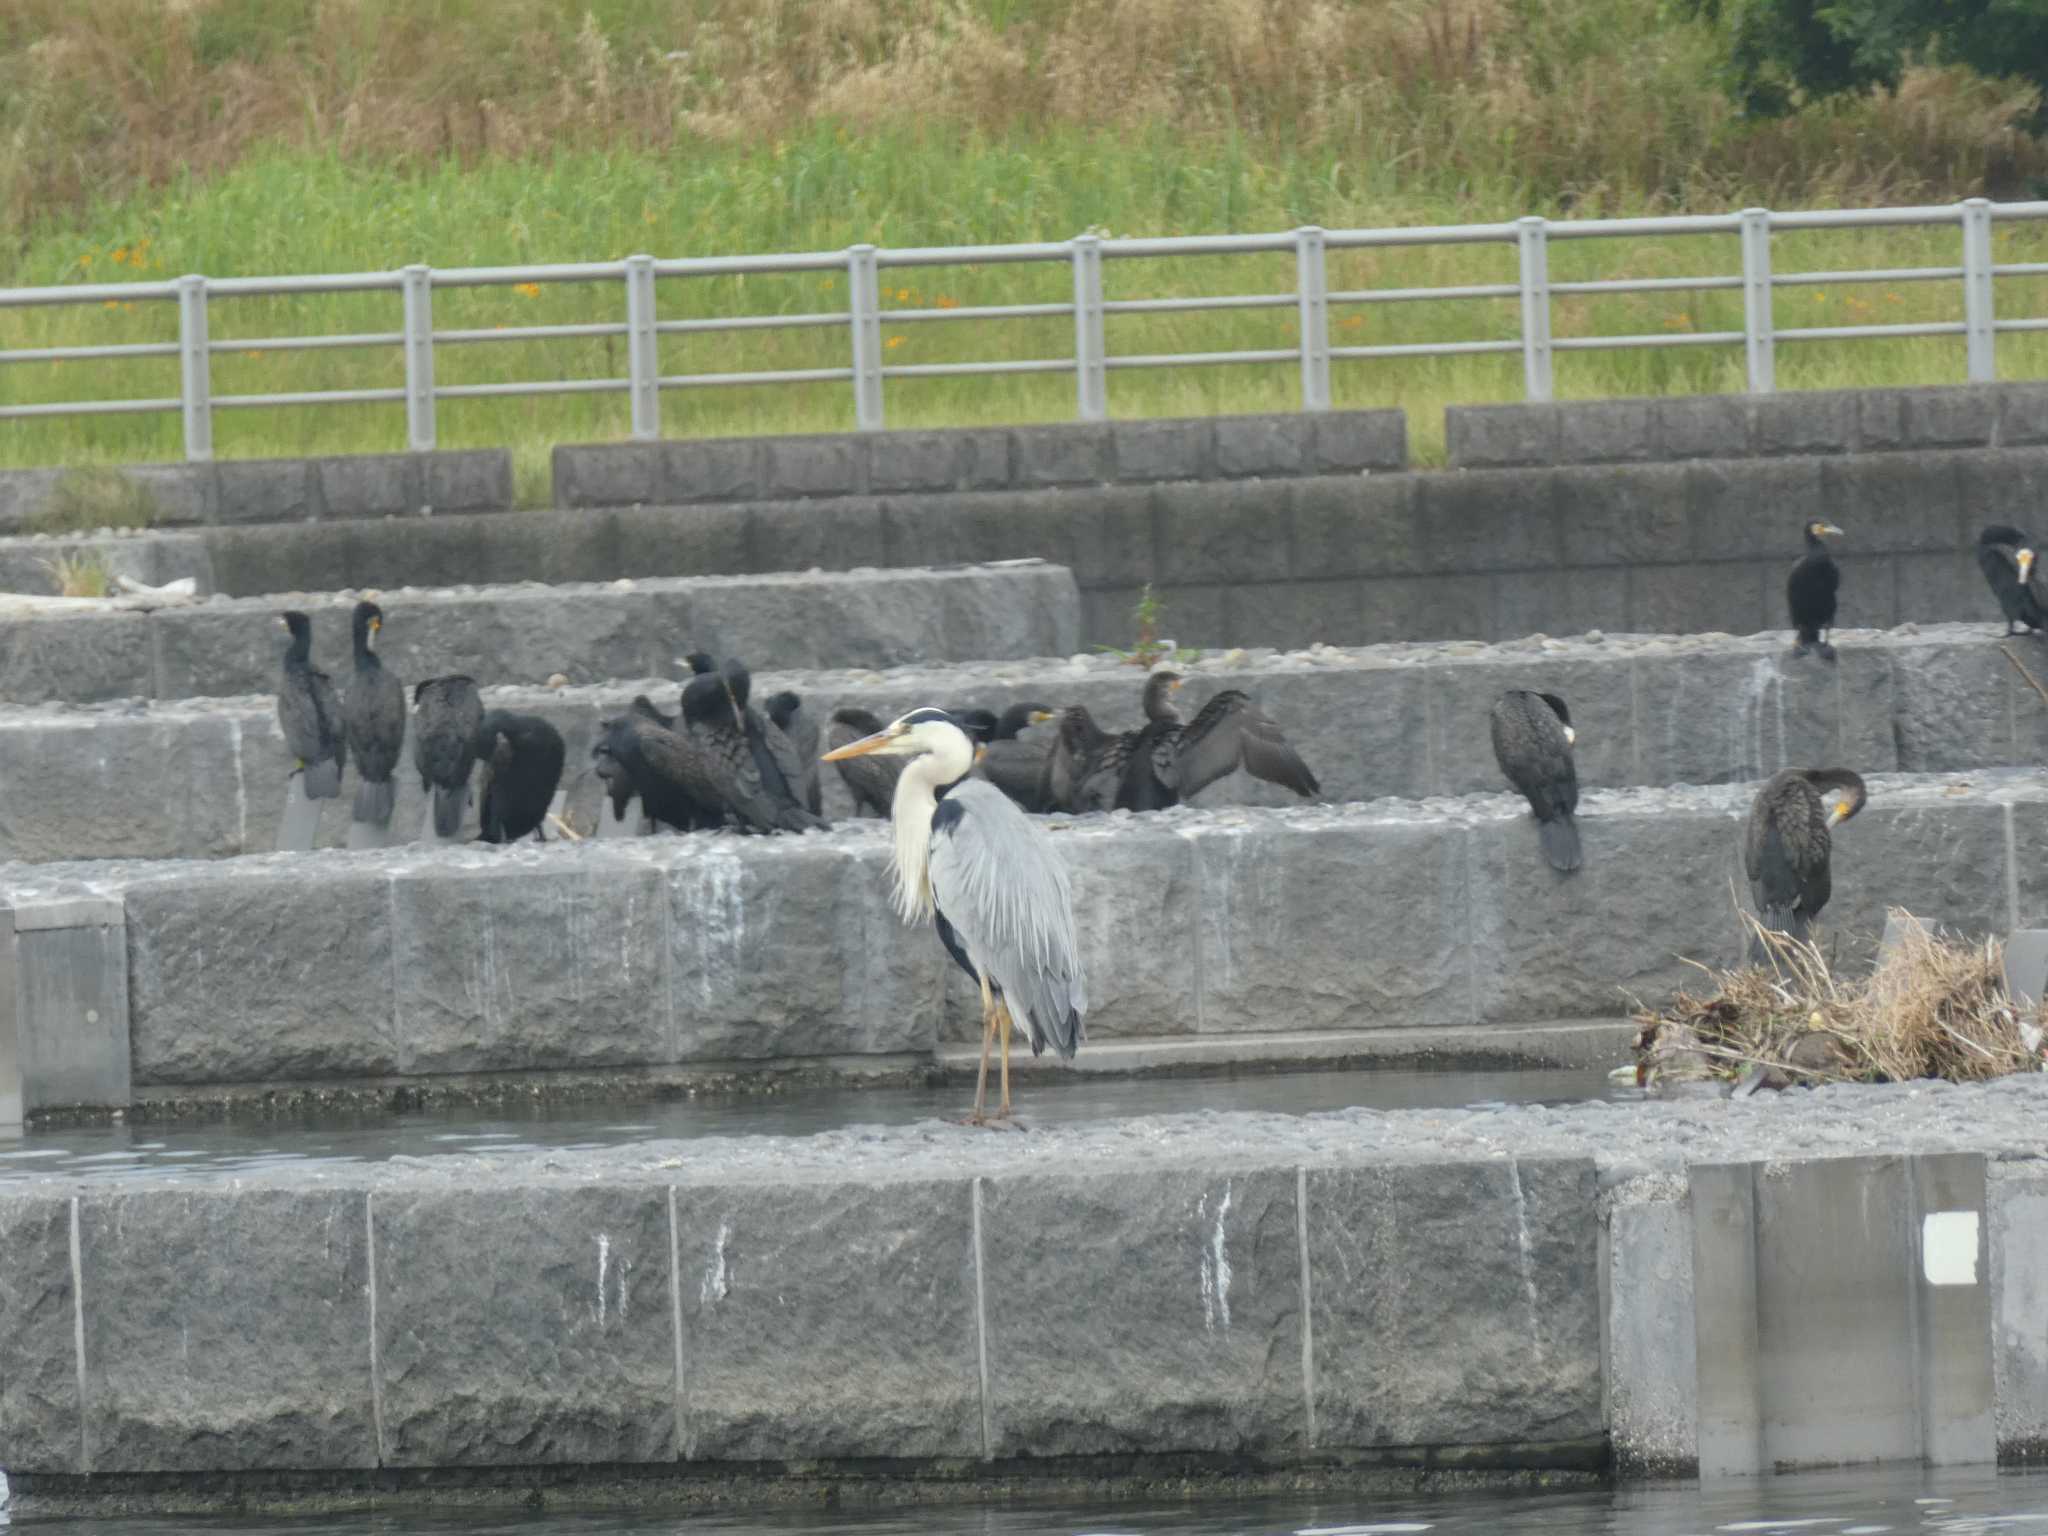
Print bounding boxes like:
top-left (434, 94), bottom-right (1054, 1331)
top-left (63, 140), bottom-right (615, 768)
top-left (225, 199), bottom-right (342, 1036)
top-left (1447, 382), bottom-right (2048, 469)
top-left (0, 562), bottom-right (1082, 705)
top-left (0, 771), bottom-right (2030, 1101)
top-left (0, 533), bottom-right (214, 598)
top-left (0, 451), bottom-right (513, 535)
top-left (551, 411), bottom-right (1408, 509)
top-left (0, 624), bottom-right (2035, 865)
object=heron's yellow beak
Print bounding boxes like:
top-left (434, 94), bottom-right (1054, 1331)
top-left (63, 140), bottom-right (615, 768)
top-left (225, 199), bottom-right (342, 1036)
top-left (822, 726), bottom-right (901, 761)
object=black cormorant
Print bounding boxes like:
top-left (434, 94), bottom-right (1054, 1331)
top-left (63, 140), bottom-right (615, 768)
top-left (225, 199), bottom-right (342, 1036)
top-left (1489, 689), bottom-right (1581, 872)
top-left (1041, 704), bottom-right (1127, 813)
top-left (1744, 767), bottom-right (1867, 951)
top-left (1976, 524), bottom-right (2047, 637)
top-left (412, 675), bottom-right (484, 838)
top-left (974, 702), bottom-right (1057, 813)
top-left (277, 610), bottom-right (346, 799)
top-left (475, 710), bottom-right (566, 843)
top-left (680, 665), bottom-right (827, 833)
top-left (764, 689), bottom-right (823, 816)
top-left (342, 600), bottom-right (405, 828)
top-left (825, 707), bottom-right (902, 818)
top-left (595, 708), bottom-right (728, 832)
top-left (1786, 521), bottom-right (1844, 660)
top-left (1116, 670), bottom-right (1320, 811)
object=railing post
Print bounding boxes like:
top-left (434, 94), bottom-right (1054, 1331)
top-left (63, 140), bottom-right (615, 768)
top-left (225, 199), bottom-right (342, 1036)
top-left (1071, 234), bottom-right (1107, 422)
top-left (847, 244), bottom-right (884, 431)
top-left (624, 254), bottom-right (660, 441)
top-left (176, 274), bottom-right (212, 463)
top-left (1515, 216), bottom-right (1553, 403)
top-left (1962, 197), bottom-right (1996, 384)
top-left (1295, 225), bottom-right (1331, 412)
top-left (401, 264), bottom-right (436, 452)
top-left (1740, 207), bottom-right (1775, 394)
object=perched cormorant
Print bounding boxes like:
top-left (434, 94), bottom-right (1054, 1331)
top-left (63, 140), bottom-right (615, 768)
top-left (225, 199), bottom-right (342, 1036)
top-left (764, 690), bottom-right (823, 817)
top-left (1041, 704), bottom-right (1127, 813)
top-left (341, 600), bottom-right (405, 830)
top-left (948, 708), bottom-right (1003, 745)
top-left (823, 708), bottom-right (1085, 1123)
top-left (974, 702), bottom-right (1058, 813)
top-left (1786, 521), bottom-right (1844, 660)
top-left (475, 710), bottom-right (566, 843)
top-left (1489, 689), bottom-right (1581, 873)
top-left (825, 707), bottom-right (902, 818)
top-left (679, 665), bottom-right (827, 833)
top-left (1116, 671), bottom-right (1320, 812)
top-left (595, 708), bottom-right (728, 832)
top-left (1975, 524), bottom-right (2047, 638)
top-left (277, 611), bottom-right (346, 799)
top-left (1744, 767), bottom-right (1868, 952)
top-left (412, 675), bottom-right (484, 838)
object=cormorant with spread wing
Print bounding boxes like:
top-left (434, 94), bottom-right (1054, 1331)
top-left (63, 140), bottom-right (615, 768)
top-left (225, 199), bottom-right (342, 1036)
top-left (676, 663), bottom-right (826, 833)
top-left (1117, 670), bottom-right (1320, 811)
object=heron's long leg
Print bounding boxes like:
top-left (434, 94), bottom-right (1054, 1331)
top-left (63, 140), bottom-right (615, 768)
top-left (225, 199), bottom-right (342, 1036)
top-left (969, 970), bottom-right (996, 1124)
top-left (997, 1000), bottom-right (1013, 1118)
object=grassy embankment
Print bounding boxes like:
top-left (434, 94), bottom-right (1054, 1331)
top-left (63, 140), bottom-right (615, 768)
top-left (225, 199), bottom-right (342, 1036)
top-left (4, 0), bottom-right (2047, 501)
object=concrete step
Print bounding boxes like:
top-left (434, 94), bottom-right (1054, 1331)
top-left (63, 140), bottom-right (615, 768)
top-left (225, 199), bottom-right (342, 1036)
top-left (0, 560), bottom-right (1081, 705)
top-left (2, 770), bottom-right (2036, 1110)
top-left (0, 1083), bottom-right (2039, 1496)
top-left (0, 621), bottom-right (2036, 865)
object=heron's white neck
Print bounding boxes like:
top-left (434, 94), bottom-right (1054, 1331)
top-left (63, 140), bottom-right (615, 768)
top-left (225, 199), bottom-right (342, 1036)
top-left (887, 731), bottom-right (972, 924)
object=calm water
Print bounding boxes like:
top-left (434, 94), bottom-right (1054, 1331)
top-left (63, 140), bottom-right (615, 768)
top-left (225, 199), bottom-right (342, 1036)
top-left (0, 1064), bottom-right (1626, 1184)
top-left (2, 1465), bottom-right (2045, 1534)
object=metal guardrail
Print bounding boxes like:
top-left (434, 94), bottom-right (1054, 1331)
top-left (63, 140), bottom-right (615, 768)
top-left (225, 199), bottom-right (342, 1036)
top-left (4, 199), bottom-right (2047, 461)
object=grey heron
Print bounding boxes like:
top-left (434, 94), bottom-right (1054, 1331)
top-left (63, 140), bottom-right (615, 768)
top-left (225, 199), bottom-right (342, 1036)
top-left (277, 611), bottom-right (346, 799)
top-left (1745, 767), bottom-right (1867, 953)
top-left (823, 707), bottom-right (1086, 1124)
top-left (1976, 525), bottom-right (2048, 637)
top-left (1489, 689), bottom-right (1581, 873)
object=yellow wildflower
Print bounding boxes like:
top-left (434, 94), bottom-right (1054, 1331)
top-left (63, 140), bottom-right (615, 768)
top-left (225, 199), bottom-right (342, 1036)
top-left (515, 282), bottom-right (542, 299)
top-left (885, 335), bottom-right (905, 350)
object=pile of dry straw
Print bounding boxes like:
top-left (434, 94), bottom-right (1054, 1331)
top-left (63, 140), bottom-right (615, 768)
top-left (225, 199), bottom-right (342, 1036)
top-left (1630, 908), bottom-right (2048, 1092)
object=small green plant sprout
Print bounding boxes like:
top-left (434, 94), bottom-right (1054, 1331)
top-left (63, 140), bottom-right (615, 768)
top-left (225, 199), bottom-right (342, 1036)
top-left (1094, 584), bottom-right (1204, 668)
top-left (38, 549), bottom-right (113, 598)
top-left (29, 467), bottom-right (160, 535)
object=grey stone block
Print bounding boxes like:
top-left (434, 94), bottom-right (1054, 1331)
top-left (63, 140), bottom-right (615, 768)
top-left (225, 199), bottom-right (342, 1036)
top-left (552, 443), bottom-right (662, 509)
top-left (1819, 800), bottom-right (2009, 969)
top-left (1065, 488), bottom-right (1157, 589)
top-left (1894, 640), bottom-right (2012, 772)
top-left (1470, 803), bottom-right (1743, 1019)
top-left (1895, 550), bottom-right (1984, 629)
top-left (1213, 414), bottom-right (1312, 479)
top-left (982, 1165), bottom-right (1304, 1455)
top-left (1855, 389), bottom-right (1910, 452)
top-left (213, 459), bottom-right (317, 525)
top-left (880, 492), bottom-right (1078, 574)
top-left (613, 502), bottom-right (751, 579)
top-left (659, 439), bottom-right (765, 505)
top-left (392, 860), bottom-right (670, 1073)
top-left (0, 611), bottom-right (156, 705)
top-left (1310, 410), bottom-right (1406, 474)
top-left (1010, 423), bottom-right (1111, 488)
top-left (1061, 826), bottom-right (1198, 1038)
top-left (424, 450), bottom-right (513, 513)
top-left (126, 869), bottom-right (398, 1084)
top-left (1605, 1195), bottom-right (1698, 1477)
top-left (1686, 457), bottom-right (1827, 562)
top-left (0, 468), bottom-right (63, 535)
top-left (373, 1183), bottom-right (674, 1465)
top-left (316, 454), bottom-right (420, 520)
top-left (762, 435), bottom-right (868, 500)
top-left (673, 1178), bottom-right (979, 1460)
top-left (1753, 391), bottom-right (1859, 457)
top-left (1306, 1157), bottom-right (1601, 1447)
top-left (1902, 386), bottom-right (1999, 451)
top-left (1556, 399), bottom-right (1657, 465)
top-left (124, 464), bottom-right (216, 528)
top-left (1228, 578), bottom-right (1362, 651)
top-left (1415, 469), bottom-right (1560, 574)
top-left (948, 428), bottom-right (1015, 492)
top-left (78, 1186), bottom-right (374, 1471)
top-left (1555, 463), bottom-right (1690, 566)
top-left (0, 715), bottom-right (242, 861)
top-left (14, 907), bottom-right (131, 1112)
top-left (1444, 403), bottom-right (1560, 468)
top-left (1288, 474), bottom-right (1421, 580)
top-left (1355, 573), bottom-right (1487, 644)
top-left (1991, 1165), bottom-right (2048, 1460)
top-left (1653, 395), bottom-right (1751, 461)
top-left (1187, 818), bottom-right (1471, 1033)
top-left (1626, 561), bottom-right (1769, 638)
top-left (667, 839), bottom-right (941, 1060)
top-left (1821, 453), bottom-right (1964, 553)
top-left (865, 430), bottom-right (960, 495)
top-left (1996, 381), bottom-right (2048, 447)
top-left (742, 497), bottom-right (884, 573)
top-left (1156, 481), bottom-right (1292, 585)
top-left (0, 1196), bottom-right (83, 1473)
top-left (1960, 447), bottom-right (2048, 555)
top-left (1113, 418), bottom-right (1214, 483)
top-left (1491, 568), bottom-right (1628, 642)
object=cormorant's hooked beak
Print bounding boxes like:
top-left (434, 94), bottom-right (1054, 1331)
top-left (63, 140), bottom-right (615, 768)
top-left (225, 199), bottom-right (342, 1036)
top-left (1029, 709), bottom-right (1055, 726)
top-left (1819, 523), bottom-right (1844, 537)
top-left (822, 724), bottom-right (908, 761)
top-left (369, 616), bottom-right (382, 635)
top-left (974, 744), bottom-right (989, 765)
top-left (1827, 800), bottom-right (1853, 825)
top-left (2021, 548), bottom-right (2036, 580)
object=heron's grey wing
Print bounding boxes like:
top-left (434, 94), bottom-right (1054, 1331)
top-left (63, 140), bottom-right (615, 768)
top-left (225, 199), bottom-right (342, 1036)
top-left (825, 715), bottom-right (900, 817)
top-left (927, 779), bottom-right (1086, 1056)
top-left (978, 739), bottom-right (1048, 812)
top-left (1175, 690), bottom-right (1320, 800)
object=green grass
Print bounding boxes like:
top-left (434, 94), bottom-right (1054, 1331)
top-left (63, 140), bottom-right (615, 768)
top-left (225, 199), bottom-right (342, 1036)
top-left (5, 134), bottom-right (2048, 479)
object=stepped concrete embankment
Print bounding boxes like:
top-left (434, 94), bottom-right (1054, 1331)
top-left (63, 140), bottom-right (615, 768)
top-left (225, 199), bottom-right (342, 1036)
top-left (0, 562), bottom-right (1080, 706)
top-left (0, 623), bottom-right (2033, 864)
top-left (0, 771), bottom-right (2036, 1107)
top-left (0, 1080), bottom-right (2041, 1509)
